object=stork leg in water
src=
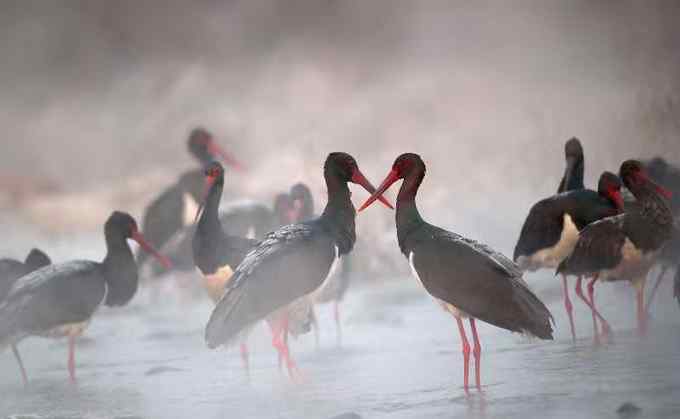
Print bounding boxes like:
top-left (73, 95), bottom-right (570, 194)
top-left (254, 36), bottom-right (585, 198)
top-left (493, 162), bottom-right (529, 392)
top-left (469, 318), bottom-right (482, 390)
top-left (268, 315), bottom-right (300, 382)
top-left (636, 282), bottom-right (648, 336)
top-left (587, 275), bottom-right (610, 340)
top-left (310, 306), bottom-right (320, 349)
top-left (68, 335), bottom-right (77, 384)
top-left (575, 276), bottom-right (611, 344)
top-left (334, 301), bottom-right (343, 346)
top-left (561, 275), bottom-right (576, 343)
top-left (453, 314), bottom-right (471, 392)
top-left (12, 344), bottom-right (29, 386)
top-left (645, 266), bottom-right (668, 315)
top-left (239, 343), bottom-right (250, 380)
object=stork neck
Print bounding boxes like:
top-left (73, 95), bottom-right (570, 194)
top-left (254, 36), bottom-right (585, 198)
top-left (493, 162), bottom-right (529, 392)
top-left (396, 171), bottom-right (425, 252)
top-left (197, 179), bottom-right (223, 234)
top-left (559, 158), bottom-right (585, 193)
top-left (102, 234), bottom-right (138, 306)
top-left (320, 174), bottom-right (356, 254)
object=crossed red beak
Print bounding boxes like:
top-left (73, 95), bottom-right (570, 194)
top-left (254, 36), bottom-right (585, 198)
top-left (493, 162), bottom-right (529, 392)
top-left (358, 169), bottom-right (400, 212)
top-left (207, 139), bottom-right (246, 172)
top-left (351, 169), bottom-right (394, 210)
top-left (131, 229), bottom-right (172, 269)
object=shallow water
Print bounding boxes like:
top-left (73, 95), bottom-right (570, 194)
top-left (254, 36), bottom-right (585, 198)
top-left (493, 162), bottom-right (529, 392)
top-left (1, 274), bottom-right (680, 419)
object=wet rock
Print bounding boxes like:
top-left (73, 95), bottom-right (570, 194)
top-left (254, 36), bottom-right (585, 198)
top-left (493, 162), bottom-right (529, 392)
top-left (145, 366), bottom-right (183, 376)
top-left (328, 413), bottom-right (362, 419)
top-left (617, 402), bottom-right (641, 418)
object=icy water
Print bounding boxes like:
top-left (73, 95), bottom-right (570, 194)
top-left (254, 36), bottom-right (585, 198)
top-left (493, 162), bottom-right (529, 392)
top-left (1, 274), bottom-right (680, 419)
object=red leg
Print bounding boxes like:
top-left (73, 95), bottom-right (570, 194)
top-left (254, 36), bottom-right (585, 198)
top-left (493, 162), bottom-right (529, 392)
top-left (577, 276), bottom-right (600, 345)
top-left (636, 286), bottom-right (648, 336)
top-left (334, 301), bottom-right (342, 347)
top-left (11, 344), bottom-right (29, 386)
top-left (454, 315), bottom-right (471, 391)
top-left (239, 342), bottom-right (250, 379)
top-left (587, 275), bottom-right (610, 339)
top-left (269, 314), bottom-right (300, 382)
top-left (561, 275), bottom-right (576, 343)
top-left (469, 318), bottom-right (482, 390)
top-left (68, 336), bottom-right (77, 384)
top-left (645, 266), bottom-right (667, 314)
top-left (575, 276), bottom-right (611, 344)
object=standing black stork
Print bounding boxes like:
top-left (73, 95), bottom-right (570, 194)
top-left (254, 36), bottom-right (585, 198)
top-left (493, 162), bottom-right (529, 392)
top-left (204, 153), bottom-right (391, 379)
top-left (0, 212), bottom-right (171, 385)
top-left (191, 161), bottom-right (259, 375)
top-left (557, 137), bottom-right (585, 194)
top-left (0, 248), bottom-right (51, 385)
top-left (358, 153), bottom-right (554, 391)
top-left (641, 157), bottom-right (680, 314)
top-left (557, 160), bottom-right (674, 336)
top-left (139, 127), bottom-right (243, 266)
top-left (513, 172), bottom-right (624, 342)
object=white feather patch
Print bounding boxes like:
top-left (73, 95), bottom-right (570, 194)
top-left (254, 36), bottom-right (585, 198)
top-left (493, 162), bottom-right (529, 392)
top-left (203, 265), bottom-right (235, 303)
top-left (520, 213), bottom-right (580, 271)
top-left (182, 193), bottom-right (199, 227)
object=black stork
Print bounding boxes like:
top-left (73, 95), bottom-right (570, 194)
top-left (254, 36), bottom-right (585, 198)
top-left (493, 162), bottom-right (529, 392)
top-left (0, 212), bottom-right (171, 385)
top-left (358, 153), bottom-right (554, 391)
top-left (641, 157), bottom-right (680, 314)
top-left (204, 152), bottom-right (391, 379)
top-left (557, 160), bottom-right (674, 336)
top-left (557, 137), bottom-right (585, 194)
top-left (192, 161), bottom-right (259, 374)
top-left (0, 248), bottom-right (51, 385)
top-left (139, 127), bottom-right (243, 266)
top-left (0, 248), bottom-right (51, 302)
top-left (513, 172), bottom-right (624, 342)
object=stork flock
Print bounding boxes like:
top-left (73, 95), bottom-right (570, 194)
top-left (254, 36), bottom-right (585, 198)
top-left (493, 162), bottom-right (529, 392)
top-left (1, 129), bottom-right (678, 393)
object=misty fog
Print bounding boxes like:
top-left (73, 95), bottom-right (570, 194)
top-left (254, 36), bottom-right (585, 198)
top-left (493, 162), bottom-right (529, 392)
top-left (1, 1), bottom-right (680, 419)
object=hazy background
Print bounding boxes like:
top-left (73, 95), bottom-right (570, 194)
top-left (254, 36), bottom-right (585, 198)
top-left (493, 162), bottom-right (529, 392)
top-left (1, 2), bottom-right (680, 418)
top-left (1, 0), bottom-right (679, 269)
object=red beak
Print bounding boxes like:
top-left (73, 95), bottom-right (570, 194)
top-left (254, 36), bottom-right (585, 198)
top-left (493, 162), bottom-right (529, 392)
top-left (131, 230), bottom-right (172, 270)
top-left (358, 169), bottom-right (400, 212)
top-left (351, 169), bottom-right (394, 210)
top-left (207, 140), bottom-right (246, 172)
top-left (194, 175), bottom-right (217, 223)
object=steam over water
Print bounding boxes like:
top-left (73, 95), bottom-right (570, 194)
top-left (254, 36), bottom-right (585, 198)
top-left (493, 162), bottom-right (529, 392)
top-left (1, 1), bottom-right (680, 418)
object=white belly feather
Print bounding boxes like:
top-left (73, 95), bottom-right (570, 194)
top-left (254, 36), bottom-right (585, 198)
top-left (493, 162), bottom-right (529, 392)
top-left (201, 265), bottom-right (235, 303)
top-left (182, 193), bottom-right (199, 227)
top-left (518, 213), bottom-right (579, 271)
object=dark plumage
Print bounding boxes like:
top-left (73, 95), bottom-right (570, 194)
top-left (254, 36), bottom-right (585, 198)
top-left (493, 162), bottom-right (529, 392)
top-left (557, 137), bottom-right (585, 194)
top-left (0, 249), bottom-right (51, 302)
top-left (359, 153), bottom-right (553, 390)
top-left (0, 212), bottom-right (170, 384)
top-left (139, 128), bottom-right (242, 264)
top-left (557, 160), bottom-right (674, 335)
top-left (514, 171), bottom-right (623, 269)
top-left (205, 153), bottom-right (388, 379)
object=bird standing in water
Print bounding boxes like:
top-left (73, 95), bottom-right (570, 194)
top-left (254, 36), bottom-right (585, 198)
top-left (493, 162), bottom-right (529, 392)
top-left (0, 212), bottom-right (170, 385)
top-left (359, 153), bottom-right (554, 391)
top-left (205, 153), bottom-right (391, 380)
